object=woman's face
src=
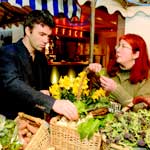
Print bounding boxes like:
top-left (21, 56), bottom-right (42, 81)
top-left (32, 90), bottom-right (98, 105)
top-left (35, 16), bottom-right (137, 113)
top-left (115, 39), bottom-right (139, 69)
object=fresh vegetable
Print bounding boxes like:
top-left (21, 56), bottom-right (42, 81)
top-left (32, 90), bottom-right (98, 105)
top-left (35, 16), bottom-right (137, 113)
top-left (101, 109), bottom-right (150, 149)
top-left (16, 113), bottom-right (41, 149)
top-left (77, 113), bottom-right (115, 140)
top-left (77, 117), bottom-right (100, 140)
top-left (0, 115), bottom-right (22, 150)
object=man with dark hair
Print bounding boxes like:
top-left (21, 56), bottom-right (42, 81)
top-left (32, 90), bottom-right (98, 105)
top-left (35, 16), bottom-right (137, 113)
top-left (0, 10), bottom-right (78, 120)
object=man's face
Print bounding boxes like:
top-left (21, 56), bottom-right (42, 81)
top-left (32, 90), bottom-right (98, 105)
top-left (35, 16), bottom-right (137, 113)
top-left (27, 23), bottom-right (52, 52)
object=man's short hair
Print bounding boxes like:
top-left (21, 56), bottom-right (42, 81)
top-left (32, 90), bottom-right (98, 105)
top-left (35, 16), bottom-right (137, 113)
top-left (24, 10), bottom-right (55, 30)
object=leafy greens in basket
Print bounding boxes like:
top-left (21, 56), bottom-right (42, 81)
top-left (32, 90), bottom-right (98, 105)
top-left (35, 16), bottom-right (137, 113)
top-left (49, 70), bottom-right (113, 140)
top-left (101, 109), bottom-right (150, 149)
top-left (0, 115), bottom-right (22, 150)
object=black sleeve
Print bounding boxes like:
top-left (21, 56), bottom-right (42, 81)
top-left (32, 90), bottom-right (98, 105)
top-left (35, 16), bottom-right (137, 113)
top-left (0, 45), bottom-right (55, 114)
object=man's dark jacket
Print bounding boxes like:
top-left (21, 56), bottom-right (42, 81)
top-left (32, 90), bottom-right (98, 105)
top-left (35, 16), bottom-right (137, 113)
top-left (0, 39), bottom-right (55, 119)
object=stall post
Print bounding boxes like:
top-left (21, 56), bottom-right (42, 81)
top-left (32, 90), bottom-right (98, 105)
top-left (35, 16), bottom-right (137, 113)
top-left (89, 0), bottom-right (96, 63)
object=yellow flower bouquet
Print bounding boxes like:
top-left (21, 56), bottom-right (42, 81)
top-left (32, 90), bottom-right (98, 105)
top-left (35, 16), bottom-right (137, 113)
top-left (49, 70), bottom-right (112, 140)
top-left (49, 70), bottom-right (111, 116)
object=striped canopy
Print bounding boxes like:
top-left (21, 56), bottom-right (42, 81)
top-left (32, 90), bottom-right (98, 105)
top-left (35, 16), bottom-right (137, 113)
top-left (0, 0), bottom-right (81, 19)
top-left (77, 0), bottom-right (150, 17)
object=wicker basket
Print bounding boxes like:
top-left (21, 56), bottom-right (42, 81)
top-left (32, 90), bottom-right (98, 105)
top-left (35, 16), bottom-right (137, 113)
top-left (16, 112), bottom-right (51, 150)
top-left (50, 116), bottom-right (101, 150)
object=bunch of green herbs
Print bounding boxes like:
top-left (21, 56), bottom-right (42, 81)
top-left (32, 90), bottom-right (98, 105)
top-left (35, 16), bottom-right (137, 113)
top-left (0, 115), bottom-right (22, 150)
top-left (101, 109), bottom-right (150, 149)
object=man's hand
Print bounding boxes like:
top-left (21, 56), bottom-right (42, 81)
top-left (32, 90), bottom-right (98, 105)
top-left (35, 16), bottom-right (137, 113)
top-left (40, 90), bottom-right (50, 96)
top-left (52, 100), bottom-right (79, 121)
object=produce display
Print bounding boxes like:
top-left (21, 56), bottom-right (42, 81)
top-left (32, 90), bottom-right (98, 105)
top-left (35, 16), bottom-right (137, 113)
top-left (49, 69), bottom-right (114, 140)
top-left (49, 69), bottom-right (150, 150)
top-left (16, 113), bottom-right (41, 149)
top-left (55, 107), bottom-right (150, 149)
top-left (0, 114), bottom-right (22, 150)
top-left (101, 109), bottom-right (150, 149)
top-left (0, 113), bottom-right (44, 150)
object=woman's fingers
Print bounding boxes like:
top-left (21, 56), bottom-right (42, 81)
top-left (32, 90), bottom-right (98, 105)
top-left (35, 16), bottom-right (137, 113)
top-left (100, 76), bottom-right (117, 91)
top-left (88, 63), bottom-right (102, 72)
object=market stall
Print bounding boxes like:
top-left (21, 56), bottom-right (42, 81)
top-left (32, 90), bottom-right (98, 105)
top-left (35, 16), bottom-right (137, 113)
top-left (1, 1), bottom-right (150, 150)
top-left (48, 1), bottom-right (150, 149)
top-left (1, 69), bottom-right (150, 150)
top-left (48, 67), bottom-right (150, 150)
top-left (78, 0), bottom-right (150, 59)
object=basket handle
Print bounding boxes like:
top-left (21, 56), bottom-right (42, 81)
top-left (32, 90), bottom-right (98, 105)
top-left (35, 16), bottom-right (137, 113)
top-left (18, 112), bottom-right (43, 125)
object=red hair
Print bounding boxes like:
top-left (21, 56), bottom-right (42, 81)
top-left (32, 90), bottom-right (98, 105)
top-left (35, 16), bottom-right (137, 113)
top-left (107, 33), bottom-right (150, 84)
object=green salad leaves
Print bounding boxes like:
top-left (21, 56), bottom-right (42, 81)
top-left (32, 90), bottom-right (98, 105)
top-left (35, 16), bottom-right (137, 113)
top-left (0, 115), bottom-right (22, 150)
top-left (101, 109), bottom-right (150, 149)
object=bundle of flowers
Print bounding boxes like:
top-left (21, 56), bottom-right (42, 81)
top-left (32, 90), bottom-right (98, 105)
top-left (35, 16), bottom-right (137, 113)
top-left (49, 70), bottom-right (112, 140)
top-left (49, 70), bottom-right (111, 115)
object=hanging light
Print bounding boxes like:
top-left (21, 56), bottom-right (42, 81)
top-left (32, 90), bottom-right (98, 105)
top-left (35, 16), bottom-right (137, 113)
top-left (68, 67), bottom-right (76, 81)
top-left (50, 66), bottom-right (60, 84)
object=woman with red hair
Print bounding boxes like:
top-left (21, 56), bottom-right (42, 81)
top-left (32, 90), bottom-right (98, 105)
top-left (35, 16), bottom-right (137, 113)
top-left (89, 33), bottom-right (150, 111)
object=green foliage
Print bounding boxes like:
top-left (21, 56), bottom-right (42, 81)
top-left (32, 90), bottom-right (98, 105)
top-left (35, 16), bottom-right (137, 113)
top-left (96, 68), bottom-right (107, 76)
top-left (74, 96), bottom-right (111, 118)
top-left (0, 115), bottom-right (22, 150)
top-left (74, 101), bottom-right (87, 118)
top-left (73, 93), bottom-right (112, 140)
top-left (77, 113), bottom-right (115, 140)
top-left (96, 113), bottom-right (115, 128)
top-left (102, 109), bottom-right (150, 149)
top-left (61, 89), bottom-right (76, 102)
top-left (77, 117), bottom-right (101, 140)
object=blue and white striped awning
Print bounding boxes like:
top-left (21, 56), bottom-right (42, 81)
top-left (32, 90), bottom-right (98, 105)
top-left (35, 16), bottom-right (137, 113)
top-left (77, 0), bottom-right (150, 17)
top-left (77, 0), bottom-right (150, 6)
top-left (0, 0), bottom-right (81, 19)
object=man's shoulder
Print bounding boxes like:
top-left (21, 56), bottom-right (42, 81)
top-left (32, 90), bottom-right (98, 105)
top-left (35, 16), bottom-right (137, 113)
top-left (0, 39), bottom-right (22, 53)
top-left (0, 43), bottom-right (17, 54)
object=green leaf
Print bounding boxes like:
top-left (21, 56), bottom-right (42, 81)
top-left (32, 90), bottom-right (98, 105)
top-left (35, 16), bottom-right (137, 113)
top-left (77, 117), bottom-right (101, 140)
top-left (96, 68), bottom-right (107, 76)
top-left (74, 101), bottom-right (87, 116)
top-left (87, 119), bottom-right (100, 140)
